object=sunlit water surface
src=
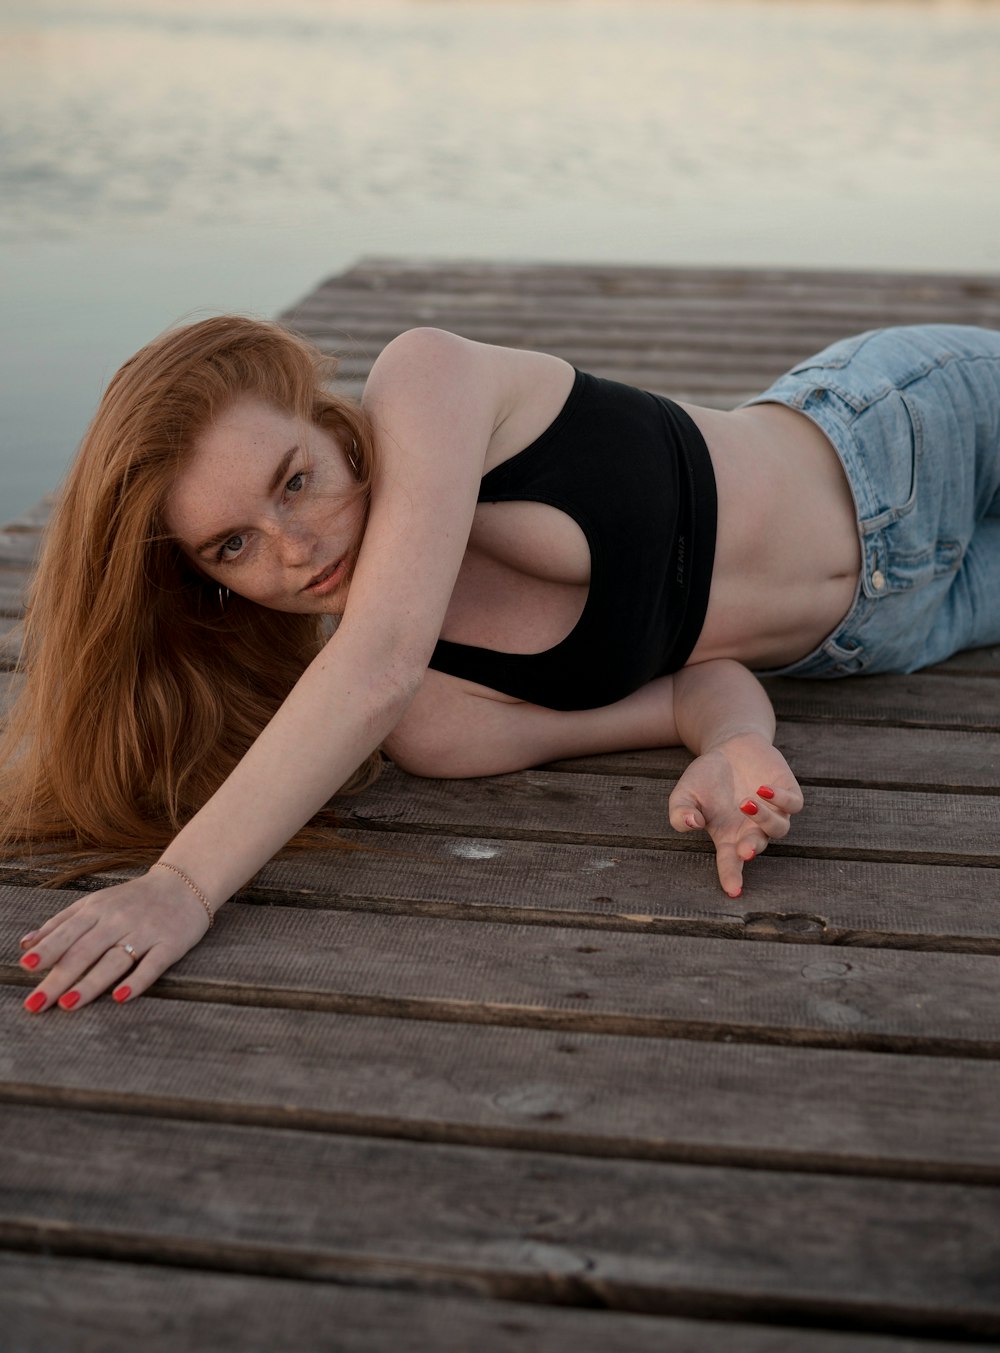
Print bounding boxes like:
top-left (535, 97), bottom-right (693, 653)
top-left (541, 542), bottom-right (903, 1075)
top-left (2, 0), bottom-right (999, 517)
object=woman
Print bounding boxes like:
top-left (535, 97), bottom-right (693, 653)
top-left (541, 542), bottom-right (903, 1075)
top-left (8, 318), bottom-right (1000, 1013)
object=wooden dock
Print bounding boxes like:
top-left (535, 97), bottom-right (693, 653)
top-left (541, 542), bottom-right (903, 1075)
top-left (3, 260), bottom-right (1000, 1350)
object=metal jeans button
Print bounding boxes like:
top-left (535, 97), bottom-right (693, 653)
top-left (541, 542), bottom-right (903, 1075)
top-left (871, 569), bottom-right (886, 591)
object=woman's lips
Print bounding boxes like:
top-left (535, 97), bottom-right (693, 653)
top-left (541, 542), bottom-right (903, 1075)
top-left (304, 558), bottom-right (347, 596)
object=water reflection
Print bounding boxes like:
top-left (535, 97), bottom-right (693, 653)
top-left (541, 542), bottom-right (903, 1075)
top-left (5, 0), bottom-right (999, 239)
top-left (1, 0), bottom-right (999, 516)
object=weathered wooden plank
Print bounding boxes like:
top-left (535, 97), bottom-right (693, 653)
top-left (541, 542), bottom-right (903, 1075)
top-left (5, 836), bottom-right (1000, 953)
top-left (0, 532), bottom-right (40, 568)
top-left (764, 672), bottom-right (1000, 730)
top-left (305, 324), bottom-right (886, 360)
top-left (315, 263), bottom-right (1000, 320)
top-left (0, 669), bottom-right (23, 709)
top-left (0, 495), bottom-right (55, 532)
top-left (4, 992), bottom-right (1000, 1181)
top-left (251, 837), bottom-right (1000, 952)
top-left (13, 1256), bottom-right (963, 1353)
top-left (930, 644), bottom-right (1000, 676)
top-left (307, 306), bottom-right (1000, 348)
top-left (304, 311), bottom-right (994, 352)
top-left (338, 257), bottom-right (1000, 299)
top-left (3, 1104), bottom-right (999, 1334)
top-left (287, 278), bottom-right (1000, 327)
top-left (287, 302), bottom-right (983, 354)
top-left (291, 279), bottom-right (1000, 321)
top-left (0, 618), bottom-right (22, 670)
top-left (5, 888), bottom-right (1000, 1054)
top-left (288, 312), bottom-right (895, 353)
top-left (337, 767), bottom-right (1000, 868)
top-left (549, 720), bottom-right (1000, 794)
top-left (0, 568), bottom-right (28, 617)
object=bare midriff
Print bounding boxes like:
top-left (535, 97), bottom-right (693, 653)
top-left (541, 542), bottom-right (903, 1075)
top-left (442, 382), bottom-right (863, 675)
top-left (682, 399), bottom-right (863, 670)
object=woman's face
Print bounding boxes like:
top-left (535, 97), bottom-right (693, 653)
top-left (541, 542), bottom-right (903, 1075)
top-left (164, 396), bottom-right (364, 613)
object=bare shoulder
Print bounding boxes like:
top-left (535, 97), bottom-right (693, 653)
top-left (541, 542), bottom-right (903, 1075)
top-left (363, 328), bottom-right (576, 473)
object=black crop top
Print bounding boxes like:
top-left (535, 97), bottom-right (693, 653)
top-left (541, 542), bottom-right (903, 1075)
top-left (428, 368), bottom-right (717, 710)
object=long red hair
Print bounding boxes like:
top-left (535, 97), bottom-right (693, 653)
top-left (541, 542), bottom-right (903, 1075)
top-left (0, 316), bottom-right (381, 881)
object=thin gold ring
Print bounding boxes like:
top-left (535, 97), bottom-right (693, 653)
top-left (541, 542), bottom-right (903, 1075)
top-left (116, 942), bottom-right (139, 962)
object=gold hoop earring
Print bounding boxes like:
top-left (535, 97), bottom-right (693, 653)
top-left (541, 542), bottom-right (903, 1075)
top-left (218, 586), bottom-right (230, 612)
top-left (348, 441), bottom-right (361, 478)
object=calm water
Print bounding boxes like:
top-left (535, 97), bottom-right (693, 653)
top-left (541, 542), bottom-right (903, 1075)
top-left (2, 0), bottom-right (999, 519)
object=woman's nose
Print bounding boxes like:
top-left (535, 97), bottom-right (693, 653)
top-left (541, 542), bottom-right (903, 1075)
top-left (274, 523), bottom-right (315, 565)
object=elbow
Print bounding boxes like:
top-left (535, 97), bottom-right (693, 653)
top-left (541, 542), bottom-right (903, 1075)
top-left (382, 709), bottom-right (463, 780)
top-left (383, 325), bottom-right (464, 356)
top-left (375, 664), bottom-right (425, 728)
top-left (368, 326), bottom-right (468, 387)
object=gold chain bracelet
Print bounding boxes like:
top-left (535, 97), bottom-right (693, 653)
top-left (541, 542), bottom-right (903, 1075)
top-left (153, 861), bottom-right (214, 929)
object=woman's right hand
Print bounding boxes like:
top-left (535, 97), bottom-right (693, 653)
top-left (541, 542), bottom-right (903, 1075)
top-left (668, 732), bottom-right (804, 897)
top-left (17, 868), bottom-right (215, 1013)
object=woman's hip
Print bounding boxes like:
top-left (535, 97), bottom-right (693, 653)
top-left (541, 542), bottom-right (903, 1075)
top-left (740, 325), bottom-right (1000, 677)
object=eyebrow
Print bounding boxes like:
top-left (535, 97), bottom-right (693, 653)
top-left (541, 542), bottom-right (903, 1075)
top-left (193, 445), bottom-right (299, 556)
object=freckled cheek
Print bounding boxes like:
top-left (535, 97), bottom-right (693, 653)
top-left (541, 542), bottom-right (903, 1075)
top-left (228, 559), bottom-right (287, 606)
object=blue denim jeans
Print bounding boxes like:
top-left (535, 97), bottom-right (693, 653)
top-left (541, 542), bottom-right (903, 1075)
top-left (738, 324), bottom-right (1000, 677)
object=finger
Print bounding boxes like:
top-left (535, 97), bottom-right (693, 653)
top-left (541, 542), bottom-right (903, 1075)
top-left (756, 784), bottom-right (804, 815)
top-left (111, 943), bottom-right (176, 1005)
top-left (714, 840), bottom-right (746, 898)
top-left (22, 939), bottom-right (175, 1013)
top-left (50, 947), bottom-right (142, 1011)
top-left (21, 921), bottom-right (137, 1008)
top-left (17, 895), bottom-right (91, 950)
top-left (18, 912), bottom-right (100, 976)
top-left (739, 798), bottom-right (795, 842)
top-left (21, 942), bottom-right (134, 1014)
top-left (752, 803), bottom-right (794, 842)
top-left (668, 790), bottom-right (705, 833)
top-left (737, 832), bottom-right (768, 862)
top-left (22, 933), bottom-right (154, 1012)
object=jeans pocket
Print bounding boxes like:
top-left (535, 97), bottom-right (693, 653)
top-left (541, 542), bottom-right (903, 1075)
top-left (855, 388), bottom-right (922, 533)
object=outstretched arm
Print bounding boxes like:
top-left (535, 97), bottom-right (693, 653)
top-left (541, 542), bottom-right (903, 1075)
top-left (17, 328), bottom-right (531, 1013)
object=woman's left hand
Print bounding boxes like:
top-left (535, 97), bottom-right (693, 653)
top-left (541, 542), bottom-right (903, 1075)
top-left (17, 868), bottom-right (214, 1013)
top-left (667, 732), bottom-right (804, 897)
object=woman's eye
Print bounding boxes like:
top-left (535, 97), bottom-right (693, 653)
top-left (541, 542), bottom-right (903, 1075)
top-left (217, 534), bottom-right (245, 561)
top-left (286, 471), bottom-right (305, 494)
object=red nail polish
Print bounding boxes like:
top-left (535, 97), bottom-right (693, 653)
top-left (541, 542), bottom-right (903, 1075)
top-left (58, 991), bottom-right (81, 1010)
top-left (113, 986), bottom-right (131, 1003)
top-left (24, 992), bottom-right (46, 1013)
top-left (746, 849), bottom-right (756, 860)
top-left (20, 952), bottom-right (40, 970)
top-left (757, 786), bottom-right (775, 799)
top-left (740, 801), bottom-right (758, 816)
top-left (728, 888), bottom-right (743, 898)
